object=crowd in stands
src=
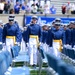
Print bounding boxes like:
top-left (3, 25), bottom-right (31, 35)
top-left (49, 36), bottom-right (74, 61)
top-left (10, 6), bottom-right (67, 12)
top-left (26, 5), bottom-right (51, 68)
top-left (0, 1), bottom-right (75, 14)
top-left (61, 2), bottom-right (75, 14)
top-left (0, 0), bottom-right (56, 14)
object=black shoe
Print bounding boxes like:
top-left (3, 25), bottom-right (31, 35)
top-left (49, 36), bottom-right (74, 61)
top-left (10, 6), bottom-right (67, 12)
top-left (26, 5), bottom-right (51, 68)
top-left (32, 64), bottom-right (36, 69)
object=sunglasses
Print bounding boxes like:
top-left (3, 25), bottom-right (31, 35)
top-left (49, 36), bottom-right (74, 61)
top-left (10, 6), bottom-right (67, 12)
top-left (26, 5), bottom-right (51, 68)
top-left (32, 18), bottom-right (37, 20)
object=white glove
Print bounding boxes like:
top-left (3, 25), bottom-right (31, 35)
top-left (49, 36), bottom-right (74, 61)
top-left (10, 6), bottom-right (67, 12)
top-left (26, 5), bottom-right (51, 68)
top-left (2, 43), bottom-right (6, 50)
top-left (26, 43), bottom-right (29, 47)
top-left (63, 44), bottom-right (67, 48)
top-left (2, 43), bottom-right (5, 46)
top-left (48, 47), bottom-right (54, 54)
top-left (63, 44), bottom-right (71, 48)
top-left (15, 42), bottom-right (20, 46)
top-left (39, 42), bottom-right (43, 47)
top-left (17, 42), bottom-right (21, 46)
top-left (49, 47), bottom-right (53, 50)
top-left (0, 42), bottom-right (2, 44)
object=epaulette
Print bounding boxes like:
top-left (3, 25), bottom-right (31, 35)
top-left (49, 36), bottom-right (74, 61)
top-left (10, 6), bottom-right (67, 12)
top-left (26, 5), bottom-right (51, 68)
top-left (14, 23), bottom-right (19, 28)
top-left (4, 23), bottom-right (9, 27)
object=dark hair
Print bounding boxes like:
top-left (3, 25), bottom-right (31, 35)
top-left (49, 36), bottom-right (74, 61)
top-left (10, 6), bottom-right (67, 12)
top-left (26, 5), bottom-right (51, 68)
top-left (9, 9), bottom-right (14, 14)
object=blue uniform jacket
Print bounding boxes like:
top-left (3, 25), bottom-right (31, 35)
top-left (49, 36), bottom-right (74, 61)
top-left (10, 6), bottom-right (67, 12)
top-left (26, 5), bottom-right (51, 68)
top-left (51, 26), bottom-right (56, 31)
top-left (71, 29), bottom-right (75, 47)
top-left (2, 23), bottom-right (22, 43)
top-left (51, 26), bottom-right (64, 31)
top-left (25, 24), bottom-right (42, 43)
top-left (65, 28), bottom-right (72, 45)
top-left (47, 28), bottom-right (66, 47)
top-left (46, 29), bottom-right (53, 47)
top-left (52, 29), bottom-right (66, 44)
top-left (0, 27), bottom-right (3, 42)
top-left (42, 30), bottom-right (48, 43)
top-left (22, 30), bottom-right (28, 43)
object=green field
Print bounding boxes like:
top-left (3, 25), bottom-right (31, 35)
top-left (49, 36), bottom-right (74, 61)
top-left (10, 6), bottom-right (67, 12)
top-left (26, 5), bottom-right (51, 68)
top-left (12, 62), bottom-right (48, 75)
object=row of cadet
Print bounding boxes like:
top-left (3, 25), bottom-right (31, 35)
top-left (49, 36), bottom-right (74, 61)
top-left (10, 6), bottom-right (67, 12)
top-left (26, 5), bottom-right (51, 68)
top-left (0, 15), bottom-right (75, 67)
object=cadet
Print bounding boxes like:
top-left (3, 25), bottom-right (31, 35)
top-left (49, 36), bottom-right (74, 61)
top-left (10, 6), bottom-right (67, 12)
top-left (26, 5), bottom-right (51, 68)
top-left (65, 21), bottom-right (73, 45)
top-left (47, 22), bottom-right (66, 57)
top-left (42, 25), bottom-right (49, 43)
top-left (2, 14), bottom-right (22, 52)
top-left (51, 18), bottom-right (62, 31)
top-left (46, 26), bottom-right (53, 53)
top-left (71, 21), bottom-right (75, 47)
top-left (22, 26), bottom-right (28, 52)
top-left (24, 16), bottom-right (42, 67)
top-left (42, 24), bottom-right (49, 52)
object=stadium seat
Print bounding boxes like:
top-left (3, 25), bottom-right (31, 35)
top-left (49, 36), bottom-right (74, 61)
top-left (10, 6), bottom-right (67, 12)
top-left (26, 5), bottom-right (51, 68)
top-left (11, 45), bottom-right (29, 66)
top-left (11, 45), bottom-right (29, 65)
top-left (57, 61), bottom-right (75, 75)
top-left (62, 47), bottom-right (75, 59)
top-left (0, 50), bottom-right (30, 75)
top-left (0, 51), bottom-right (8, 75)
top-left (68, 49), bottom-right (75, 59)
top-left (5, 66), bottom-right (30, 75)
top-left (65, 48), bottom-right (69, 56)
top-left (66, 66), bottom-right (75, 75)
top-left (46, 51), bottom-right (75, 75)
top-left (38, 46), bottom-right (48, 75)
top-left (11, 45), bottom-right (20, 58)
top-left (39, 46), bottom-right (45, 59)
top-left (57, 60), bottom-right (69, 75)
top-left (62, 47), bottom-right (69, 56)
top-left (2, 50), bottom-right (12, 67)
top-left (46, 52), bottom-right (60, 72)
top-left (12, 54), bottom-right (29, 65)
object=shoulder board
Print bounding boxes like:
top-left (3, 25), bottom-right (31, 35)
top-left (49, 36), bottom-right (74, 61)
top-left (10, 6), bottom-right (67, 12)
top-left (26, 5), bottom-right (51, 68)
top-left (14, 23), bottom-right (19, 28)
top-left (4, 23), bottom-right (9, 27)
